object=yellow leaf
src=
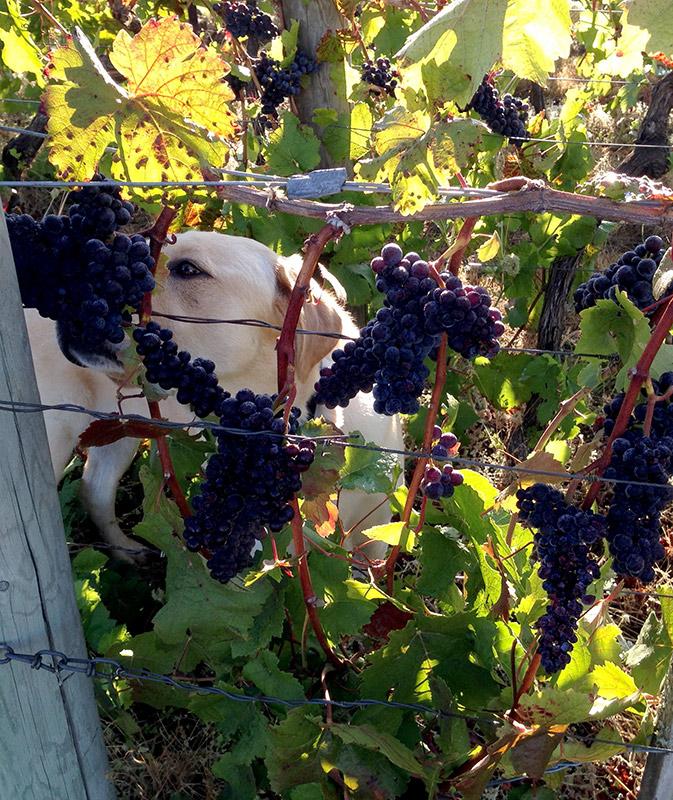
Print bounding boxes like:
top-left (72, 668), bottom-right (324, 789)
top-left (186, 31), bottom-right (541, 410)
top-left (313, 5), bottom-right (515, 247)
top-left (360, 522), bottom-right (416, 551)
top-left (45, 21), bottom-right (237, 190)
top-left (515, 451), bottom-right (566, 488)
top-left (477, 231), bottom-right (501, 262)
top-left (110, 16), bottom-right (236, 139)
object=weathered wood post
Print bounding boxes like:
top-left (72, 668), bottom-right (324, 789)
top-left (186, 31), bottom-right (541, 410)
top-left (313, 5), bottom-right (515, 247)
top-left (280, 0), bottom-right (352, 171)
top-left (0, 212), bottom-right (115, 798)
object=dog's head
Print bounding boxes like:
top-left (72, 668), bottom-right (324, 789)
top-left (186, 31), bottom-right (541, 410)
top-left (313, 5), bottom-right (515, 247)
top-left (65, 230), bottom-right (355, 404)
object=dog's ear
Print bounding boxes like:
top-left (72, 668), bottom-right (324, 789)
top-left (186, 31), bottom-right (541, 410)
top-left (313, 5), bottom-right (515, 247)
top-left (273, 255), bottom-right (354, 384)
top-left (56, 320), bottom-right (126, 374)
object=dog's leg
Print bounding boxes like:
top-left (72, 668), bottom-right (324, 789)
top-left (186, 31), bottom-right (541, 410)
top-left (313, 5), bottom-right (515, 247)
top-left (79, 437), bottom-right (144, 558)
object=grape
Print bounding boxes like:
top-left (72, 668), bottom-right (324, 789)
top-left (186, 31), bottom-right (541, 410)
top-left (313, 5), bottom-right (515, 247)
top-left (466, 77), bottom-right (530, 146)
top-left (360, 57), bottom-right (399, 97)
top-left (423, 277), bottom-right (504, 359)
top-left (68, 173), bottom-right (135, 240)
top-left (255, 50), bottom-right (317, 122)
top-left (183, 389), bottom-right (316, 583)
top-left (598, 379), bottom-right (673, 582)
top-left (421, 428), bottom-right (463, 500)
top-left (214, 1), bottom-right (279, 49)
top-left (516, 483), bottom-right (604, 673)
top-left (315, 244), bottom-right (503, 415)
top-left (133, 322), bottom-right (227, 418)
top-left (312, 319), bottom-right (379, 409)
top-left (7, 192), bottom-right (155, 357)
top-left (602, 433), bottom-right (672, 583)
top-left (574, 237), bottom-right (667, 313)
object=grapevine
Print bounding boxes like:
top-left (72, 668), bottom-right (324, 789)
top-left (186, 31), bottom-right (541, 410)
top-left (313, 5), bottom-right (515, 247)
top-left (7, 176), bottom-right (155, 357)
top-left (360, 57), bottom-right (399, 97)
top-left (315, 241), bottom-right (504, 415)
top-left (6, 4), bottom-right (673, 798)
top-left (466, 75), bottom-right (530, 146)
top-left (255, 50), bottom-right (317, 123)
top-left (574, 235), bottom-right (668, 312)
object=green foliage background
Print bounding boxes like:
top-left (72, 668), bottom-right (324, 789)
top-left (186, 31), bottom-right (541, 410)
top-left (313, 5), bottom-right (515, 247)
top-left (3, 1), bottom-right (673, 797)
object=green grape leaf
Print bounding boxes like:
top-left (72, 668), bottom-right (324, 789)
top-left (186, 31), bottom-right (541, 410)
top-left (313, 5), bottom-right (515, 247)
top-left (242, 650), bottom-right (306, 702)
top-left (339, 432), bottom-right (400, 494)
top-left (501, 0), bottom-right (572, 83)
top-left (0, 0), bottom-right (44, 78)
top-left (557, 725), bottom-right (624, 763)
top-left (518, 687), bottom-right (593, 727)
top-left (212, 756), bottom-right (257, 800)
top-left (624, 610), bottom-right (673, 694)
top-left (45, 19), bottom-right (236, 188)
top-left (265, 710), bottom-right (329, 793)
top-left (396, 0), bottom-right (508, 106)
top-left (417, 527), bottom-right (471, 604)
top-left (575, 294), bottom-right (651, 390)
top-left (358, 111), bottom-right (482, 213)
top-left (396, 0), bottom-right (570, 105)
top-left (473, 352), bottom-right (534, 410)
top-left (265, 111), bottom-right (321, 174)
top-left (329, 723), bottom-right (427, 776)
top-left (360, 521), bottom-right (415, 550)
top-left (590, 661), bottom-right (639, 699)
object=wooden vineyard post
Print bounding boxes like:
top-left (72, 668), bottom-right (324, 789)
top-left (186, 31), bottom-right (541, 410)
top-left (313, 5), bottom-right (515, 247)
top-left (639, 660), bottom-right (673, 799)
top-left (0, 214), bottom-right (115, 798)
top-left (280, 0), bottom-right (352, 171)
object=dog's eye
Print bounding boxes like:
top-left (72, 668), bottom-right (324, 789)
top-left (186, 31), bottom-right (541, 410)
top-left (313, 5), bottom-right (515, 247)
top-left (171, 260), bottom-right (203, 277)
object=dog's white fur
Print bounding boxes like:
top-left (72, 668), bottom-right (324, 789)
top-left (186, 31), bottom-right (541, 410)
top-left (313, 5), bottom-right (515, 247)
top-left (26, 231), bottom-right (402, 562)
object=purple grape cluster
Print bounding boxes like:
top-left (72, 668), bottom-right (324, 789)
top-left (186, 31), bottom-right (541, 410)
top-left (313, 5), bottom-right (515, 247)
top-left (599, 376), bottom-right (673, 583)
top-left (421, 428), bottom-right (464, 499)
top-left (315, 243), bottom-right (503, 416)
top-left (7, 177), bottom-right (154, 357)
top-left (466, 77), bottom-right (530, 146)
top-left (516, 483), bottom-right (604, 673)
top-left (360, 57), bottom-right (399, 97)
top-left (574, 236), bottom-right (666, 313)
top-left (423, 278), bottom-right (504, 359)
top-left (133, 322), bottom-right (227, 418)
top-left (255, 50), bottom-right (317, 122)
top-left (214, 1), bottom-right (279, 49)
top-left (68, 173), bottom-right (135, 240)
top-left (603, 433), bottom-right (673, 582)
top-left (184, 390), bottom-right (316, 583)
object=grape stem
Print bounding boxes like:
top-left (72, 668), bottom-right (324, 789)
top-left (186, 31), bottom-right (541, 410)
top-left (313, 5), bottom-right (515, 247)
top-left (147, 400), bottom-right (192, 520)
top-left (385, 335), bottom-right (448, 595)
top-left (138, 205), bottom-right (178, 325)
top-left (276, 223), bottom-right (340, 403)
top-left (277, 223), bottom-right (344, 669)
top-left (137, 206), bottom-right (191, 526)
top-left (583, 293), bottom-right (673, 508)
top-left (644, 383), bottom-right (673, 437)
top-left (289, 497), bottom-right (345, 669)
top-left (532, 365), bottom-right (617, 453)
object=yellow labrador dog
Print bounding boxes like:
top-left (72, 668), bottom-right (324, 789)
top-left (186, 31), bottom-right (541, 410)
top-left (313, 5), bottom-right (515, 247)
top-left (26, 231), bottom-right (402, 563)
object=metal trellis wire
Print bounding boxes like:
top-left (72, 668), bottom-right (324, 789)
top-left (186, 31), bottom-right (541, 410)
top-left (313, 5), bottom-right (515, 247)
top-left (0, 642), bottom-right (670, 760)
top-left (0, 397), bottom-right (670, 492)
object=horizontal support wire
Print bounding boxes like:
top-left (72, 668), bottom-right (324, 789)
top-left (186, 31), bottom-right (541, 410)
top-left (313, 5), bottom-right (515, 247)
top-left (0, 397), bottom-right (668, 490)
top-left (0, 120), bottom-right (669, 152)
top-left (149, 311), bottom-right (618, 360)
top-left (0, 643), bottom-right (669, 759)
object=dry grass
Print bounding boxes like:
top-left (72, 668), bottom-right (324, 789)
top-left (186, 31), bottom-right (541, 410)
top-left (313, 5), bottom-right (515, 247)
top-left (104, 707), bottom-right (228, 800)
